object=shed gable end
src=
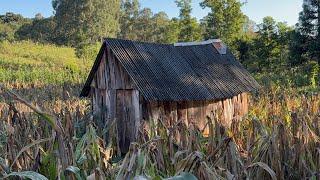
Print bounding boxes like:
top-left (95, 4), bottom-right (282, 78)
top-left (91, 46), bottom-right (135, 91)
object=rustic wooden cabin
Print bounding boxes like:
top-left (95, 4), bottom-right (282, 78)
top-left (80, 38), bottom-right (260, 153)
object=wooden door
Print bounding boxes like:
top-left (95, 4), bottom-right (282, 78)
top-left (116, 90), bottom-right (140, 154)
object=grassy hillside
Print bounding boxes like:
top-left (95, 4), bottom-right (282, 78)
top-left (0, 41), bottom-right (93, 114)
top-left (0, 41), bottom-right (91, 85)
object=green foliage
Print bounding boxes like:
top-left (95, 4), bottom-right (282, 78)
top-left (291, 0), bottom-right (320, 64)
top-left (175, 0), bottom-right (202, 42)
top-left (0, 12), bottom-right (31, 42)
top-left (15, 17), bottom-right (56, 43)
top-left (75, 42), bottom-right (101, 60)
top-left (152, 12), bottom-right (171, 43)
top-left (119, 0), bottom-right (172, 43)
top-left (75, 124), bottom-right (101, 170)
top-left (53, 0), bottom-right (121, 47)
top-left (0, 41), bottom-right (90, 84)
top-left (134, 8), bottom-right (158, 42)
top-left (118, 0), bottom-right (140, 40)
top-left (119, 0), bottom-right (202, 43)
top-left (200, 0), bottom-right (246, 48)
top-left (248, 17), bottom-right (292, 70)
top-left (39, 152), bottom-right (58, 180)
top-left (253, 61), bottom-right (320, 89)
top-left (164, 18), bottom-right (181, 43)
top-left (309, 60), bottom-right (319, 88)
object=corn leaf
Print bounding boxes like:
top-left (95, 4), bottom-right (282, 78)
top-left (248, 162), bottom-right (276, 180)
top-left (65, 166), bottom-right (82, 180)
top-left (5, 171), bottom-right (48, 180)
top-left (164, 172), bottom-right (197, 180)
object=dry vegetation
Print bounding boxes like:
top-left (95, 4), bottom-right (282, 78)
top-left (0, 84), bottom-right (319, 179)
top-left (0, 41), bottom-right (319, 179)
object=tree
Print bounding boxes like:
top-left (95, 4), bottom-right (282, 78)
top-left (249, 17), bottom-right (292, 70)
top-left (119, 0), bottom-right (171, 43)
top-left (15, 17), bottom-right (56, 43)
top-left (52, 0), bottom-right (121, 47)
top-left (200, 0), bottom-right (246, 47)
top-left (118, 0), bottom-right (140, 40)
top-left (234, 15), bottom-right (257, 63)
top-left (135, 8), bottom-right (154, 42)
top-left (164, 18), bottom-right (181, 43)
top-left (291, 0), bottom-right (320, 64)
top-left (35, 13), bottom-right (44, 20)
top-left (0, 12), bottom-right (31, 41)
top-left (175, 0), bottom-right (202, 42)
top-left (151, 12), bottom-right (170, 43)
top-left (0, 12), bottom-right (25, 24)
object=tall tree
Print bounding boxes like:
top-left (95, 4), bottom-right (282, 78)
top-left (164, 18), bottom-right (181, 43)
top-left (119, 0), bottom-right (171, 43)
top-left (250, 17), bottom-right (292, 70)
top-left (292, 0), bottom-right (320, 64)
top-left (118, 0), bottom-right (140, 40)
top-left (151, 12), bottom-right (170, 43)
top-left (200, 0), bottom-right (246, 47)
top-left (52, 0), bottom-right (121, 46)
top-left (135, 8), bottom-right (154, 41)
top-left (234, 15), bottom-right (257, 63)
top-left (175, 0), bottom-right (202, 42)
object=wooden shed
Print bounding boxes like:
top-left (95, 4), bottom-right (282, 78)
top-left (80, 38), bottom-right (260, 153)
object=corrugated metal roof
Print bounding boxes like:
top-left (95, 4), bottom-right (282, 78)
top-left (80, 38), bottom-right (260, 101)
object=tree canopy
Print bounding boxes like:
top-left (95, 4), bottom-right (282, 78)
top-left (0, 0), bottom-right (318, 82)
top-left (200, 0), bottom-right (246, 47)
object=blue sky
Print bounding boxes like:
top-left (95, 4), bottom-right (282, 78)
top-left (0, 0), bottom-right (303, 26)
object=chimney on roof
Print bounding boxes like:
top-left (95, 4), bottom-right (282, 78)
top-left (211, 39), bottom-right (227, 55)
top-left (174, 39), bottom-right (227, 55)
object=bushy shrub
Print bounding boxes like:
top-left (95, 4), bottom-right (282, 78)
top-left (75, 42), bottom-right (101, 61)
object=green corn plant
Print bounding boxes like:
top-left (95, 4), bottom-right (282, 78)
top-left (309, 61), bottom-right (319, 88)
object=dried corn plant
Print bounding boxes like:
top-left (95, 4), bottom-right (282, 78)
top-left (0, 83), bottom-right (319, 179)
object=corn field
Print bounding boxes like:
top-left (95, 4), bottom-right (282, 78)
top-left (0, 83), bottom-right (319, 179)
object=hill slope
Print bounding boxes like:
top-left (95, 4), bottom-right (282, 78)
top-left (0, 41), bottom-right (91, 85)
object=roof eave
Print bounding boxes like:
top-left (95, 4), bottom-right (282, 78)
top-left (79, 41), bottom-right (107, 97)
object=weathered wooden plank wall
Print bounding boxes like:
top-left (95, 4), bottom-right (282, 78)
top-left (116, 90), bottom-right (140, 153)
top-left (90, 47), bottom-right (137, 153)
top-left (89, 45), bottom-right (250, 153)
top-left (142, 93), bottom-right (249, 137)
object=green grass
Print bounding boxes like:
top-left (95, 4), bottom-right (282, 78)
top-left (250, 61), bottom-right (319, 94)
top-left (0, 41), bottom-right (92, 85)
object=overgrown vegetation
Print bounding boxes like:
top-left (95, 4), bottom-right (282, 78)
top-left (0, 40), bottom-right (318, 179)
top-left (0, 0), bottom-right (319, 179)
top-left (0, 83), bottom-right (319, 179)
top-left (0, 41), bottom-right (90, 85)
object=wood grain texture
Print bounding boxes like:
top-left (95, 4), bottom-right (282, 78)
top-left (88, 44), bottom-right (250, 153)
top-left (140, 92), bottom-right (249, 137)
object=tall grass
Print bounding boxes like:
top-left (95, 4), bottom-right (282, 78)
top-left (0, 41), bottom-right (91, 84)
top-left (0, 85), bottom-right (319, 179)
top-left (0, 41), bottom-right (319, 179)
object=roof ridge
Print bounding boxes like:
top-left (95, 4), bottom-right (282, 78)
top-left (104, 37), bottom-right (172, 46)
top-left (173, 39), bottom-right (222, 46)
